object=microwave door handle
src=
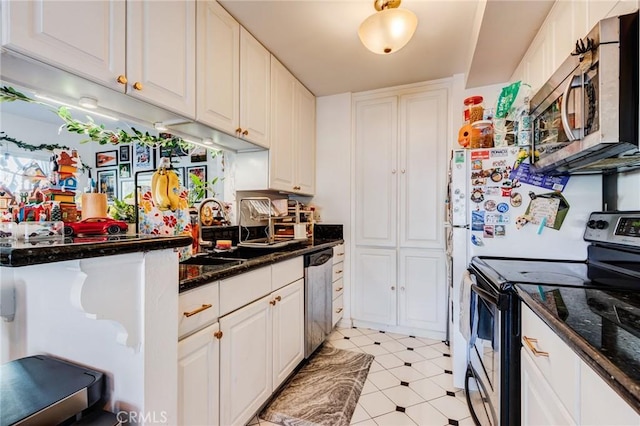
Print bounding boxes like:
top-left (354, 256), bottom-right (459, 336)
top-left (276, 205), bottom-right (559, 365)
top-left (561, 75), bottom-right (579, 141)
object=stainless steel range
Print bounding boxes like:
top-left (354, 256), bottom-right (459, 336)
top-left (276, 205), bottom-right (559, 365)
top-left (464, 211), bottom-right (640, 425)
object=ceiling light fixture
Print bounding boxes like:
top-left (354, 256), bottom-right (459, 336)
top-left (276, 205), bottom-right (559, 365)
top-left (78, 97), bottom-right (98, 109)
top-left (358, 0), bottom-right (418, 55)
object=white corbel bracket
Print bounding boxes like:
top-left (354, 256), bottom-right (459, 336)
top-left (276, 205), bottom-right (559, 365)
top-left (69, 253), bottom-right (144, 351)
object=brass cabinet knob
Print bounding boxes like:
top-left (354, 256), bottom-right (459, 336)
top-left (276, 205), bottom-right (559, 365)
top-left (336, 287), bottom-right (343, 292)
top-left (336, 308), bottom-right (343, 313)
top-left (270, 299), bottom-right (277, 306)
top-left (275, 295), bottom-right (282, 302)
top-left (117, 75), bottom-right (128, 84)
top-left (293, 186), bottom-right (301, 190)
top-left (213, 330), bottom-right (223, 339)
top-left (242, 130), bottom-right (249, 136)
top-left (133, 82), bottom-right (143, 91)
top-left (235, 127), bottom-right (242, 134)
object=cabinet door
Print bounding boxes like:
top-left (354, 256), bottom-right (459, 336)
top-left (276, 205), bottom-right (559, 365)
top-left (240, 28), bottom-right (270, 148)
top-left (399, 89), bottom-right (448, 249)
top-left (580, 359), bottom-right (640, 425)
top-left (2, 0), bottom-right (125, 91)
top-left (295, 81), bottom-right (316, 195)
top-left (353, 248), bottom-right (396, 325)
top-left (127, 0), bottom-right (196, 117)
top-left (220, 295), bottom-right (272, 426)
top-left (354, 95), bottom-right (398, 247)
top-left (397, 249), bottom-right (447, 333)
top-left (178, 322), bottom-right (220, 426)
top-left (269, 57), bottom-right (297, 192)
top-left (521, 350), bottom-right (576, 426)
top-left (272, 279), bottom-right (304, 389)
top-left (196, 0), bottom-right (239, 134)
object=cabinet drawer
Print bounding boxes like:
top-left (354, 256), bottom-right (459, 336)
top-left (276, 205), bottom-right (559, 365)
top-left (333, 244), bottom-right (345, 264)
top-left (179, 282), bottom-right (219, 339)
top-left (272, 257), bottom-right (303, 291)
top-left (521, 304), bottom-right (580, 420)
top-left (332, 261), bottom-right (344, 283)
top-left (332, 277), bottom-right (344, 299)
top-left (220, 266), bottom-right (271, 316)
top-left (332, 294), bottom-right (344, 327)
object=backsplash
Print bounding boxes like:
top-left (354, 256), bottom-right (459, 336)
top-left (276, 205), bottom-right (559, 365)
top-left (201, 223), bottom-right (343, 246)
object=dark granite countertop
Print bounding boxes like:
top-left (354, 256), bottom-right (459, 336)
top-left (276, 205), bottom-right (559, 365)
top-left (517, 285), bottom-right (640, 414)
top-left (1, 234), bottom-right (193, 267)
top-left (179, 239), bottom-right (344, 293)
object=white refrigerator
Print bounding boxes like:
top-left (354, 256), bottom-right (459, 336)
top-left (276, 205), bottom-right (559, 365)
top-left (447, 146), bottom-right (603, 388)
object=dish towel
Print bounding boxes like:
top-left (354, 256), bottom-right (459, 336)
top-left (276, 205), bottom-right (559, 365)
top-left (459, 270), bottom-right (474, 343)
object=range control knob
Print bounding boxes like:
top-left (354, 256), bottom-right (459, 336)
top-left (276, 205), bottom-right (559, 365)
top-left (587, 220), bottom-right (597, 229)
top-left (596, 220), bottom-right (608, 230)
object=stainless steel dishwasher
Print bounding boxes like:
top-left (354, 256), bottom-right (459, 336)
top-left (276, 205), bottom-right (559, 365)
top-left (304, 248), bottom-right (334, 358)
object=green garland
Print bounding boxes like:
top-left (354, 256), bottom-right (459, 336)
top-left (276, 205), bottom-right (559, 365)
top-left (0, 132), bottom-right (92, 173)
top-left (1, 86), bottom-right (194, 151)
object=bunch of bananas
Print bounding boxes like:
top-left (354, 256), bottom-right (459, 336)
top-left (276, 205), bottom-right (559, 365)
top-left (151, 167), bottom-right (180, 211)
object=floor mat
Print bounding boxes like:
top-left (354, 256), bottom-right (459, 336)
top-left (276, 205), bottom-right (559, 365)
top-left (260, 345), bottom-right (374, 426)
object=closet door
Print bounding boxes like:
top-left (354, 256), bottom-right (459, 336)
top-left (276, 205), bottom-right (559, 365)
top-left (354, 96), bottom-right (398, 248)
top-left (399, 88), bottom-right (448, 249)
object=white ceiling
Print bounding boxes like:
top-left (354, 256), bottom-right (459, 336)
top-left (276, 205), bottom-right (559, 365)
top-left (219, 0), bottom-right (555, 96)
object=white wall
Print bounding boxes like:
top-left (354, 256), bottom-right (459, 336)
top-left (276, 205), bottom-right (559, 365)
top-left (314, 93), bottom-right (352, 323)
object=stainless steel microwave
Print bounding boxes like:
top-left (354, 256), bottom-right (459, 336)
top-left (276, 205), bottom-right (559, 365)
top-left (529, 11), bottom-right (638, 175)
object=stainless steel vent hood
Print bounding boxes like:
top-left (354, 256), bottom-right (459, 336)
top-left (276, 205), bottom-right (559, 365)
top-left (528, 11), bottom-right (638, 175)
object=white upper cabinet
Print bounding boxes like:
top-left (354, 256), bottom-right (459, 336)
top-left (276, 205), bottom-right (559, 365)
top-left (127, 0), bottom-right (196, 117)
top-left (294, 81), bottom-right (316, 195)
top-left (398, 89), bottom-right (447, 249)
top-left (269, 57), bottom-right (298, 192)
top-left (354, 95), bottom-right (399, 247)
top-left (1, 0), bottom-right (126, 92)
top-left (239, 27), bottom-right (271, 148)
top-left (196, 1), bottom-right (270, 147)
top-left (2, 0), bottom-right (196, 118)
top-left (196, 0), bottom-right (240, 135)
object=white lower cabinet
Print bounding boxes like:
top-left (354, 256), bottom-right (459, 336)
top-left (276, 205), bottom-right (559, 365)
top-left (521, 303), bottom-right (640, 425)
top-left (521, 346), bottom-right (575, 426)
top-left (272, 279), bottom-right (305, 388)
top-left (353, 247), bottom-right (447, 336)
top-left (580, 360), bottom-right (640, 425)
top-left (178, 322), bottom-right (220, 426)
top-left (219, 278), bottom-right (304, 426)
top-left (220, 294), bottom-right (273, 426)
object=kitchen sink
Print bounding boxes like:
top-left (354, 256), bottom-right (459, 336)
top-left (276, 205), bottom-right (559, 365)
top-left (180, 256), bottom-right (246, 266)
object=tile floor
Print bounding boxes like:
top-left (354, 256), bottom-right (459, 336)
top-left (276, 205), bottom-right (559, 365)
top-left (249, 326), bottom-right (473, 426)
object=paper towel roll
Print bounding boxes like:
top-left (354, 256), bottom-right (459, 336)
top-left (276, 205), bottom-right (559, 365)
top-left (81, 193), bottom-right (108, 220)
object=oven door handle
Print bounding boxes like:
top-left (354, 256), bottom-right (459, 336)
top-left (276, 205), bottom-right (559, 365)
top-left (471, 283), bottom-right (499, 306)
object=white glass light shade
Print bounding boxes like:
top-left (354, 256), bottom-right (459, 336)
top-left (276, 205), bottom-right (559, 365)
top-left (358, 8), bottom-right (418, 54)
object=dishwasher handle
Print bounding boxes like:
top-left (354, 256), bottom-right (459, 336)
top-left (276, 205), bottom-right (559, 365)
top-left (305, 248), bottom-right (334, 267)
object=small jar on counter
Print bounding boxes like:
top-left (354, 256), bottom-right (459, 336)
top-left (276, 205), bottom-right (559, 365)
top-left (464, 96), bottom-right (484, 124)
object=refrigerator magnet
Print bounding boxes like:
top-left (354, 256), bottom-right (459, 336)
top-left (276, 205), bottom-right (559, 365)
top-left (495, 225), bottom-right (506, 236)
top-left (497, 202), bottom-right (509, 213)
top-left (484, 226), bottom-right (495, 238)
top-left (470, 188), bottom-right (484, 203)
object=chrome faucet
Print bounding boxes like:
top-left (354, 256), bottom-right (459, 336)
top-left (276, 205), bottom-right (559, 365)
top-left (198, 198), bottom-right (230, 249)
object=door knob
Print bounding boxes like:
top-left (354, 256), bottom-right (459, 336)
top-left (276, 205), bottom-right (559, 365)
top-left (133, 82), bottom-right (143, 91)
top-left (213, 330), bottom-right (223, 339)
